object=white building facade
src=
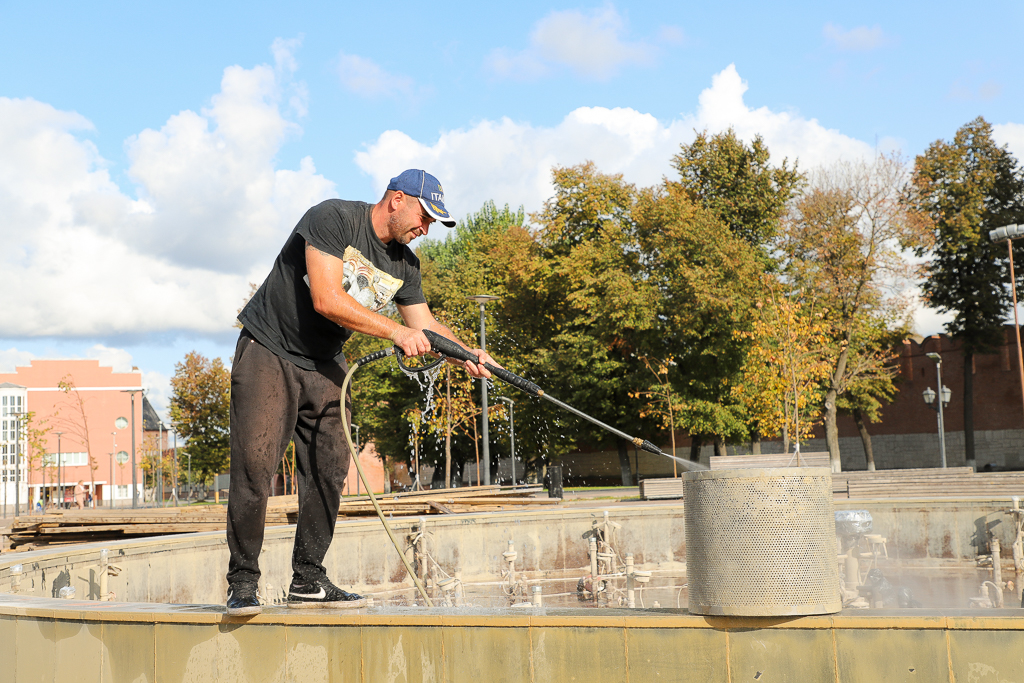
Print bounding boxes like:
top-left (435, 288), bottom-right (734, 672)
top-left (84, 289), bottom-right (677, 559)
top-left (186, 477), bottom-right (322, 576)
top-left (1, 382), bottom-right (29, 516)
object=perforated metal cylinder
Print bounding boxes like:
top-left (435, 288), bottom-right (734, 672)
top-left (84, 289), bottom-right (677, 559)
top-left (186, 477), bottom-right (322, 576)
top-left (683, 467), bottom-right (841, 616)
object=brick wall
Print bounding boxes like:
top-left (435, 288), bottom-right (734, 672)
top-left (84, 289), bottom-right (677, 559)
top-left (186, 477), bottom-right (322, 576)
top-left (558, 327), bottom-right (1024, 481)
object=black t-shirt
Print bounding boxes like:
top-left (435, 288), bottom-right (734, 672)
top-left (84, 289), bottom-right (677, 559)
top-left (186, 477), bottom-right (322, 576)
top-left (238, 199), bottom-right (426, 370)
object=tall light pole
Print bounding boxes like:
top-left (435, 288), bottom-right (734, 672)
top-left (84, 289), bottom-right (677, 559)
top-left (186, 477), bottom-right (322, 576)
top-left (122, 389), bottom-right (142, 508)
top-left (157, 420), bottom-right (163, 507)
top-left (990, 224), bottom-right (1024, 429)
top-left (497, 397), bottom-right (516, 485)
top-left (55, 431), bottom-right (64, 509)
top-left (466, 294), bottom-right (500, 485)
top-left (12, 412), bottom-right (22, 516)
top-left (923, 352), bottom-right (951, 468)
top-left (109, 432), bottom-right (115, 508)
top-left (352, 425), bottom-right (361, 495)
top-left (172, 429), bottom-right (179, 507)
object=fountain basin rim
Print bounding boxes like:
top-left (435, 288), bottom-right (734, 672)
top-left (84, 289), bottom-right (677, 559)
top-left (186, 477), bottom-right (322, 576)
top-left (1, 593), bottom-right (1022, 630)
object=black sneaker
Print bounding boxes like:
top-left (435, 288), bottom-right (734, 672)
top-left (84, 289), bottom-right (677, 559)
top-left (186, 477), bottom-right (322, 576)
top-left (287, 577), bottom-right (367, 609)
top-left (226, 581), bottom-right (261, 616)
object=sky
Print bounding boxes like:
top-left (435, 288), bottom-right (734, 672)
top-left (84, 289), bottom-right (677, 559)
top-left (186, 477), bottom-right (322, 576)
top-left (1, 0), bottom-right (1022, 423)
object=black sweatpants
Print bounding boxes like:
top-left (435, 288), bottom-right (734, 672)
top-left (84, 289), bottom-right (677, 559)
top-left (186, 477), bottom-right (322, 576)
top-left (226, 329), bottom-right (351, 586)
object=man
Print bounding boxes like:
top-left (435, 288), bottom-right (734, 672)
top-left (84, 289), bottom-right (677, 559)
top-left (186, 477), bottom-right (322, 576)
top-left (226, 169), bottom-right (496, 616)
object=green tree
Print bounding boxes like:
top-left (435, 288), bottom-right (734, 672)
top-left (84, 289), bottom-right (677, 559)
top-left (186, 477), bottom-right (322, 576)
top-left (418, 200), bottom-right (526, 272)
top-left (783, 154), bottom-right (929, 471)
top-left (531, 164), bottom-right (651, 464)
top-left (528, 162), bottom-right (766, 461)
top-left (670, 128), bottom-right (803, 254)
top-left (913, 117), bottom-right (1024, 467)
top-left (169, 352), bottom-right (230, 487)
top-left (835, 320), bottom-right (906, 471)
top-left (733, 278), bottom-right (832, 455)
top-left (630, 356), bottom-right (685, 475)
top-left (633, 179), bottom-right (765, 458)
top-left (18, 411), bottom-right (51, 506)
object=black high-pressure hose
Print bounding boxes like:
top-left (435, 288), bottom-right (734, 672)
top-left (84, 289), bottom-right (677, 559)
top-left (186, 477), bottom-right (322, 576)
top-left (421, 330), bottom-right (668, 456)
top-left (341, 347), bottom-right (434, 606)
top-left (345, 330), bottom-right (669, 607)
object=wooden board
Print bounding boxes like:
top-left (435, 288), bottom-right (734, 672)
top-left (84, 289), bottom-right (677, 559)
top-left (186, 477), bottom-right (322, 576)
top-left (3, 484), bottom-right (557, 550)
top-left (709, 452), bottom-right (830, 469)
top-left (639, 478), bottom-right (684, 500)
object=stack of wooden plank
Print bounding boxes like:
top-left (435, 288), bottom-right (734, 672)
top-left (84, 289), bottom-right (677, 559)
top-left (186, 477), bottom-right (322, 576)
top-left (261, 484), bottom-right (552, 517)
top-left (835, 468), bottom-right (1024, 499)
top-left (831, 467), bottom-right (972, 497)
top-left (3, 484), bottom-right (551, 550)
top-left (638, 478), bottom-right (684, 500)
top-left (335, 484), bottom-right (554, 516)
top-left (3, 506), bottom-right (252, 550)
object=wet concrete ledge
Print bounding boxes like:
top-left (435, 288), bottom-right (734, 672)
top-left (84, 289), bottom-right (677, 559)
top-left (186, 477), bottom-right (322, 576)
top-left (2, 594), bottom-right (1024, 682)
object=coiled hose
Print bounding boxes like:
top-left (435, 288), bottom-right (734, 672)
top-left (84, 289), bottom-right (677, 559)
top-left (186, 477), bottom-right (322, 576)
top-left (341, 347), bottom-right (433, 606)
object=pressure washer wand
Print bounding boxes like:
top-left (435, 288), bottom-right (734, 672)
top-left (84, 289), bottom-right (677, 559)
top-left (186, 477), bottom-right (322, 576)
top-left (422, 330), bottom-right (666, 456)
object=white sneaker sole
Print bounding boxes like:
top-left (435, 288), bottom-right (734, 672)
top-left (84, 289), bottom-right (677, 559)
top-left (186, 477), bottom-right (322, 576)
top-left (226, 604), bottom-right (262, 616)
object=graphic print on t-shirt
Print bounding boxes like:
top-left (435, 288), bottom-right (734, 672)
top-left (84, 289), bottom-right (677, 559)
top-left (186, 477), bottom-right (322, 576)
top-left (341, 246), bottom-right (404, 312)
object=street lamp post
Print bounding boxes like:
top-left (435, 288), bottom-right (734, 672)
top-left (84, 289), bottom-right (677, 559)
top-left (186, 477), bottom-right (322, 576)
top-left (122, 389), bottom-right (142, 508)
top-left (497, 397), bottom-right (516, 485)
top-left (109, 432), bottom-right (115, 508)
top-left (55, 431), bottom-right (64, 510)
top-left (12, 412), bottom-right (22, 516)
top-left (352, 425), bottom-right (361, 495)
top-left (466, 294), bottom-right (500, 486)
top-left (157, 420), bottom-right (163, 507)
top-left (172, 429), bottom-right (179, 507)
top-left (923, 352), bottom-right (951, 468)
top-left (990, 224), bottom-right (1024, 429)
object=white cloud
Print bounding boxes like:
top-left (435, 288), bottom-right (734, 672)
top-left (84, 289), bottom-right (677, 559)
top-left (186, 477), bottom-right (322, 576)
top-left (337, 52), bottom-right (416, 99)
top-left (823, 23), bottom-right (888, 51)
top-left (484, 49), bottom-right (548, 82)
top-left (0, 348), bottom-right (36, 374)
top-left (0, 42), bottom-right (336, 337)
top-left (0, 342), bottom-right (172, 421)
top-left (658, 25), bottom-right (686, 46)
top-left (356, 64), bottom-right (879, 221)
top-left (949, 79), bottom-right (1003, 102)
top-left (994, 122), bottom-right (1024, 164)
top-left (142, 370), bottom-right (172, 423)
top-left (87, 344), bottom-right (136, 373)
top-left (487, 5), bottom-right (654, 81)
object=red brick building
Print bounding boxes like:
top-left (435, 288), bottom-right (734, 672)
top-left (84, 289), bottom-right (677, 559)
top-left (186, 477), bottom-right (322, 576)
top-left (824, 326), bottom-right (1024, 470)
top-left (0, 360), bottom-right (145, 510)
top-left (561, 325), bottom-right (1024, 484)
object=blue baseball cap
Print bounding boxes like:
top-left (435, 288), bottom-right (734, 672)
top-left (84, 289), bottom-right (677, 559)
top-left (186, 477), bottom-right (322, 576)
top-left (387, 169), bottom-right (456, 227)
